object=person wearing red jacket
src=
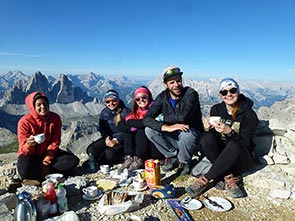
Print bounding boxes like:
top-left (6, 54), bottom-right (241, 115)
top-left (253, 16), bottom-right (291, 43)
top-left (17, 91), bottom-right (79, 183)
top-left (117, 86), bottom-right (164, 172)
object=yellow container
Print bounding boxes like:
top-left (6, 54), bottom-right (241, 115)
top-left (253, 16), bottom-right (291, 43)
top-left (144, 159), bottom-right (161, 188)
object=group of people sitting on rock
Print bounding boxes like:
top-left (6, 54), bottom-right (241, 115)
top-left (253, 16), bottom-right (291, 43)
top-left (16, 65), bottom-right (259, 199)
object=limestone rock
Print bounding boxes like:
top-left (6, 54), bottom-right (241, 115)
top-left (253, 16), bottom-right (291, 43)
top-left (269, 189), bottom-right (291, 199)
top-left (0, 192), bottom-right (17, 210)
top-left (258, 155), bottom-right (274, 165)
top-left (0, 202), bottom-right (13, 221)
top-left (273, 153), bottom-right (290, 164)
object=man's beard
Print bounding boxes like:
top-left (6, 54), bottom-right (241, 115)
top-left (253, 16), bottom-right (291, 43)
top-left (169, 86), bottom-right (183, 98)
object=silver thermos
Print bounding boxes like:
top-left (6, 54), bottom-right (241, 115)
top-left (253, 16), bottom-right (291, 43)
top-left (14, 191), bottom-right (37, 221)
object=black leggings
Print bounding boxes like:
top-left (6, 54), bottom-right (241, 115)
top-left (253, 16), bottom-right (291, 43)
top-left (17, 149), bottom-right (79, 181)
top-left (123, 129), bottom-right (164, 160)
top-left (86, 138), bottom-right (124, 165)
top-left (201, 132), bottom-right (253, 180)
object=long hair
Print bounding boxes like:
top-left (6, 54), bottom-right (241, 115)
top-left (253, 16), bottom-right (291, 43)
top-left (232, 95), bottom-right (242, 120)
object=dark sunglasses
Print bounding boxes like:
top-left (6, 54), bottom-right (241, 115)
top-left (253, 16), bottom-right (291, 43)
top-left (163, 68), bottom-right (182, 79)
top-left (105, 99), bottom-right (117, 104)
top-left (135, 95), bottom-right (147, 102)
top-left (219, 88), bottom-right (238, 96)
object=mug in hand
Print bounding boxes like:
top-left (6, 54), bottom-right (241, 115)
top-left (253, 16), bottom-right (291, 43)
top-left (209, 116), bottom-right (221, 126)
top-left (34, 133), bottom-right (45, 144)
top-left (82, 186), bottom-right (98, 198)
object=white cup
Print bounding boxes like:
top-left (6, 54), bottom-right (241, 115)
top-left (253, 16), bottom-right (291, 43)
top-left (100, 165), bottom-right (110, 174)
top-left (133, 178), bottom-right (144, 190)
top-left (209, 116), bottom-right (221, 126)
top-left (34, 133), bottom-right (45, 144)
top-left (82, 186), bottom-right (98, 198)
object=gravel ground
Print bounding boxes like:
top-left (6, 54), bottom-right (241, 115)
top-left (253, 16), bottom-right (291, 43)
top-left (69, 166), bottom-right (295, 221)
top-left (2, 153), bottom-right (295, 221)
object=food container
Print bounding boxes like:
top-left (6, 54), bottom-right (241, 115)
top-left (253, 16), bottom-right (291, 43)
top-left (144, 159), bottom-right (160, 188)
top-left (98, 191), bottom-right (144, 215)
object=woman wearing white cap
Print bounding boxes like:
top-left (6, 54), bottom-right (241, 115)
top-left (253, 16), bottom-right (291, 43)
top-left (187, 78), bottom-right (259, 198)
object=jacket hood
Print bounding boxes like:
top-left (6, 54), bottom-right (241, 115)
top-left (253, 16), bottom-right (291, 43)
top-left (237, 94), bottom-right (254, 114)
top-left (25, 91), bottom-right (49, 119)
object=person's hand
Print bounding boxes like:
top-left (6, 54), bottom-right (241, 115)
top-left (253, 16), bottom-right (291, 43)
top-left (105, 136), bottom-right (119, 148)
top-left (105, 136), bottom-right (111, 146)
top-left (41, 156), bottom-right (52, 178)
top-left (161, 123), bottom-right (189, 132)
top-left (203, 115), bottom-right (213, 129)
top-left (155, 113), bottom-right (164, 122)
top-left (214, 122), bottom-right (232, 135)
top-left (43, 156), bottom-right (53, 165)
top-left (26, 135), bottom-right (36, 154)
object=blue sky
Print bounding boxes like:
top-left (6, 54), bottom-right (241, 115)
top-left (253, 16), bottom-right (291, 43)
top-left (0, 0), bottom-right (294, 82)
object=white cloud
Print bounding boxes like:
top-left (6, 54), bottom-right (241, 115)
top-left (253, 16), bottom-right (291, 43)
top-left (0, 52), bottom-right (41, 57)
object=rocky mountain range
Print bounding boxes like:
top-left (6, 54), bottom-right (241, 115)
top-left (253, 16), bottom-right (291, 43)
top-left (0, 70), bottom-right (295, 153)
top-left (2, 71), bottom-right (295, 109)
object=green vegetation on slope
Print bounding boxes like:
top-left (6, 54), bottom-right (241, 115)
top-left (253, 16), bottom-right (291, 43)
top-left (0, 141), bottom-right (18, 154)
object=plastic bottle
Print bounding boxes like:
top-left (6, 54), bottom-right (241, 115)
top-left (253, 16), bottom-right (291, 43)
top-left (45, 180), bottom-right (58, 217)
top-left (56, 183), bottom-right (68, 214)
top-left (88, 153), bottom-right (96, 173)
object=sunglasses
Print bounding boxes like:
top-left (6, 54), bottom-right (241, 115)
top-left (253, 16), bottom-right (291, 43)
top-left (105, 99), bottom-right (118, 104)
top-left (163, 68), bottom-right (182, 80)
top-left (135, 95), bottom-right (147, 102)
top-left (219, 88), bottom-right (238, 96)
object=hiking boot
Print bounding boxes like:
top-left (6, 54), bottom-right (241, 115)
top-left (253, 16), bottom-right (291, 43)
top-left (128, 156), bottom-right (143, 171)
top-left (224, 174), bottom-right (246, 198)
top-left (215, 180), bottom-right (225, 190)
top-left (118, 155), bottom-right (134, 173)
top-left (162, 157), bottom-right (178, 172)
top-left (186, 176), bottom-right (214, 198)
top-left (175, 163), bottom-right (190, 176)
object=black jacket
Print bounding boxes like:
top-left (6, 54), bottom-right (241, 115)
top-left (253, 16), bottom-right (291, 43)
top-left (99, 100), bottom-right (131, 144)
top-left (143, 87), bottom-right (204, 133)
top-left (210, 94), bottom-right (259, 152)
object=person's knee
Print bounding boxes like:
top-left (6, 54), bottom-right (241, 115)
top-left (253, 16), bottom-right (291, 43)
top-left (144, 127), bottom-right (154, 139)
top-left (17, 163), bottom-right (40, 180)
top-left (86, 144), bottom-right (96, 155)
top-left (72, 155), bottom-right (80, 167)
top-left (200, 132), bottom-right (215, 145)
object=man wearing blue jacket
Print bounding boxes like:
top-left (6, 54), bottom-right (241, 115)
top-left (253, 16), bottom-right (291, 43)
top-left (143, 65), bottom-right (204, 176)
